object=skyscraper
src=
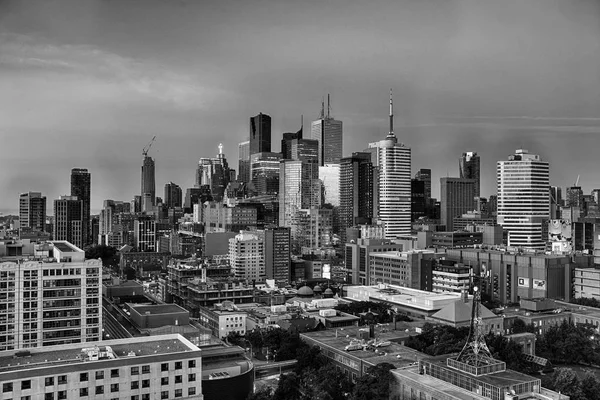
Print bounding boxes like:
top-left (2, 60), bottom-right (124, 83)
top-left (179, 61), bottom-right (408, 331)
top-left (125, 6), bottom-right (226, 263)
top-left (459, 152), bottom-right (481, 198)
top-left (281, 122), bottom-right (303, 160)
top-left (141, 155), bottom-right (156, 210)
top-left (311, 95), bottom-right (343, 166)
top-left (411, 179), bottom-right (426, 222)
top-left (415, 168), bottom-right (432, 199)
top-left (164, 182), bottom-right (183, 208)
top-left (19, 192), bottom-right (46, 232)
top-left (366, 89), bottom-right (411, 239)
top-left (339, 152), bottom-right (373, 237)
top-left (279, 160), bottom-right (320, 227)
top-left (566, 186), bottom-right (584, 208)
top-left (238, 140), bottom-right (250, 183)
top-left (250, 152), bottom-right (282, 196)
top-left (497, 149), bottom-right (550, 249)
top-left (70, 168), bottom-right (91, 245)
top-left (319, 164), bottom-right (341, 207)
top-left (249, 113), bottom-right (271, 155)
top-left (54, 195), bottom-right (83, 248)
top-left (440, 178), bottom-right (476, 231)
top-left (196, 144), bottom-right (230, 202)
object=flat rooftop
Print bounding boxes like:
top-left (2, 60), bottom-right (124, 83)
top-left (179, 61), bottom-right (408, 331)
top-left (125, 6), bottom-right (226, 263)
top-left (392, 369), bottom-right (489, 400)
top-left (301, 327), bottom-right (426, 369)
top-left (51, 241), bottom-right (81, 252)
top-left (0, 335), bottom-right (197, 374)
top-left (132, 304), bottom-right (188, 315)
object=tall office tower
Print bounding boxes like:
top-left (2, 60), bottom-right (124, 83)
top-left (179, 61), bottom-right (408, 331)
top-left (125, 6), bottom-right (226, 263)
top-left (550, 186), bottom-right (562, 219)
top-left (0, 241), bottom-right (101, 350)
top-left (566, 186), bottom-right (584, 208)
top-left (414, 169), bottom-right (432, 199)
top-left (249, 113), bottom-right (272, 155)
top-left (238, 140), bottom-right (250, 183)
top-left (319, 164), bottom-right (341, 206)
top-left (440, 178), bottom-right (476, 231)
top-left (497, 149), bottom-right (550, 249)
top-left (164, 182), bottom-right (183, 208)
top-left (290, 138), bottom-right (319, 163)
top-left (366, 89), bottom-right (411, 239)
top-left (196, 144), bottom-right (230, 202)
top-left (19, 192), bottom-right (46, 232)
top-left (229, 231), bottom-right (265, 283)
top-left (141, 155), bottom-right (156, 207)
top-left (459, 152), bottom-right (481, 198)
top-left (411, 179), bottom-right (426, 222)
top-left (131, 195), bottom-right (142, 213)
top-left (53, 196), bottom-right (83, 248)
top-left (70, 168), bottom-right (91, 245)
top-left (250, 152), bottom-right (281, 196)
top-left (281, 124), bottom-right (303, 160)
top-left (279, 160), bottom-right (320, 227)
top-left (339, 152), bottom-right (374, 239)
top-left (311, 95), bottom-right (343, 166)
top-left (264, 226), bottom-right (291, 287)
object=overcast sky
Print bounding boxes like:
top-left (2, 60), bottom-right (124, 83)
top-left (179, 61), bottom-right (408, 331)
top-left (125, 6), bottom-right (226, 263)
top-left (1, 0), bottom-right (600, 214)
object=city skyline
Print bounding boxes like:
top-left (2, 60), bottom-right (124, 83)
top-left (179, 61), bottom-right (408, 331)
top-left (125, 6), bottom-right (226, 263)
top-left (3, 0), bottom-right (600, 214)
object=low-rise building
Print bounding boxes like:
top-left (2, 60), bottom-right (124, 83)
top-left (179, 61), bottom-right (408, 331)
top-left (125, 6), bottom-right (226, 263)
top-left (426, 292), bottom-right (504, 334)
top-left (197, 303), bottom-right (247, 339)
top-left (0, 334), bottom-right (202, 400)
top-left (369, 249), bottom-right (441, 288)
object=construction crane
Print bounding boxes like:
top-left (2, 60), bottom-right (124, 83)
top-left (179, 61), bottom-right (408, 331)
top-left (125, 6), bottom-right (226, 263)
top-left (142, 136), bottom-right (156, 157)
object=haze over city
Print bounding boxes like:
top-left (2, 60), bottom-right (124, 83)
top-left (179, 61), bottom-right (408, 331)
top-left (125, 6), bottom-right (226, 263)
top-left (2, 0), bottom-right (600, 213)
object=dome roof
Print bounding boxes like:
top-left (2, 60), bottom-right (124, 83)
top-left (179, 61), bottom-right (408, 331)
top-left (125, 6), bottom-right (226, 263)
top-left (297, 286), bottom-right (314, 296)
top-left (313, 285), bottom-right (323, 292)
top-left (324, 288), bottom-right (334, 295)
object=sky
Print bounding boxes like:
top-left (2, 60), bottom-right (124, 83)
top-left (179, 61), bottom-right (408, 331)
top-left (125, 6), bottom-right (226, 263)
top-left (1, 0), bottom-right (600, 214)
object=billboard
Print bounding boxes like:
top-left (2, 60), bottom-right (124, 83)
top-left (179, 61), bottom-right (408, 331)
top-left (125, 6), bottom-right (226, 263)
top-left (533, 279), bottom-right (546, 290)
top-left (548, 219), bottom-right (573, 253)
top-left (518, 277), bottom-right (530, 288)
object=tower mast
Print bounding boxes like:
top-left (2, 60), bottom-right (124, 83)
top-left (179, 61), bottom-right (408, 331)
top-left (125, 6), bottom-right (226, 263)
top-left (388, 88), bottom-right (395, 138)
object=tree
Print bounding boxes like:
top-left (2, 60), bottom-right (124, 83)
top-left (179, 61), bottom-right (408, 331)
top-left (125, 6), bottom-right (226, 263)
top-left (580, 372), bottom-right (600, 400)
top-left (294, 344), bottom-right (327, 374)
top-left (552, 368), bottom-right (583, 400)
top-left (511, 318), bottom-right (535, 334)
top-left (85, 245), bottom-right (119, 269)
top-left (273, 372), bottom-right (301, 400)
top-left (350, 363), bottom-right (396, 400)
top-left (247, 387), bottom-right (274, 400)
top-left (226, 331), bottom-right (244, 347)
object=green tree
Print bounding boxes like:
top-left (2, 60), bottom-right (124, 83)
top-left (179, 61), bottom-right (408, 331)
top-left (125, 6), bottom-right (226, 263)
top-left (552, 368), bottom-right (583, 400)
top-left (580, 372), bottom-right (600, 400)
top-left (226, 331), bottom-right (244, 346)
top-left (511, 318), bottom-right (535, 334)
top-left (247, 387), bottom-right (274, 400)
top-left (350, 363), bottom-right (396, 400)
top-left (273, 372), bottom-right (301, 400)
top-left (85, 245), bottom-right (119, 269)
top-left (294, 344), bottom-right (327, 374)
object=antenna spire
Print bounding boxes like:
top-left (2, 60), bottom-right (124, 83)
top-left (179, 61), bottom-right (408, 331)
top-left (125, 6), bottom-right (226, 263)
top-left (327, 94), bottom-right (331, 119)
top-left (387, 88), bottom-right (395, 138)
top-left (320, 97), bottom-right (325, 119)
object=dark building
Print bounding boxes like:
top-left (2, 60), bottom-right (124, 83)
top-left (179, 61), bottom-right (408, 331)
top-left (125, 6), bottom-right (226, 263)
top-left (53, 196), bottom-right (83, 248)
top-left (249, 113), bottom-right (271, 155)
top-left (440, 178), bottom-right (476, 231)
top-left (250, 152), bottom-right (281, 196)
top-left (264, 226), bottom-right (291, 287)
top-left (566, 186), bottom-right (584, 211)
top-left (339, 152), bottom-right (373, 242)
top-left (459, 152), bottom-right (480, 198)
top-left (281, 127), bottom-right (303, 160)
top-left (289, 138), bottom-right (319, 163)
top-left (184, 186), bottom-right (211, 214)
top-left (414, 168), bottom-right (432, 199)
top-left (70, 168), bottom-right (91, 245)
top-left (164, 182), bottom-right (183, 208)
top-left (19, 192), bottom-right (46, 232)
top-left (411, 179), bottom-right (426, 222)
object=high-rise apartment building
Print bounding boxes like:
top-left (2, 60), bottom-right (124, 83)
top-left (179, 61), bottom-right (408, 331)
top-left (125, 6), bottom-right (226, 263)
top-left (311, 95), bottom-right (343, 166)
top-left (53, 196), bottom-right (83, 248)
top-left (141, 155), bottom-right (156, 210)
top-left (19, 192), bottom-right (46, 232)
top-left (249, 113), bottom-right (271, 155)
top-left (164, 182), bottom-right (183, 208)
top-left (497, 149), bottom-right (550, 249)
top-left (459, 152), bottom-right (480, 198)
top-left (414, 169), bottom-right (432, 200)
top-left (440, 178), bottom-right (476, 231)
top-left (250, 152), bottom-right (281, 196)
top-left (70, 168), bottom-right (91, 246)
top-left (264, 227), bottom-right (291, 287)
top-left (0, 241), bottom-right (101, 350)
top-left (339, 153), bottom-right (373, 238)
top-left (229, 231), bottom-right (265, 283)
top-left (238, 140), bottom-right (250, 183)
top-left (366, 90), bottom-right (411, 239)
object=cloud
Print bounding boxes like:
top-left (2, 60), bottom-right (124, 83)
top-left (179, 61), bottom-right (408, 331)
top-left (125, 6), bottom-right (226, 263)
top-left (0, 32), bottom-right (229, 110)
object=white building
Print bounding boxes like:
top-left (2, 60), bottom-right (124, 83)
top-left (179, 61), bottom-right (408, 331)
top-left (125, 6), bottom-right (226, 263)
top-left (228, 231), bottom-right (265, 282)
top-left (319, 164), bottom-right (341, 207)
top-left (0, 241), bottom-right (102, 351)
top-left (497, 149), bottom-right (550, 249)
top-left (366, 90), bottom-right (411, 239)
top-left (0, 334), bottom-right (202, 400)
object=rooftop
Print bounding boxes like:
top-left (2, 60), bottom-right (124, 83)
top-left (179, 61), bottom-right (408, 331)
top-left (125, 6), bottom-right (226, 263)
top-left (0, 334), bottom-right (198, 374)
top-left (51, 241), bottom-right (82, 253)
top-left (131, 304), bottom-right (188, 315)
